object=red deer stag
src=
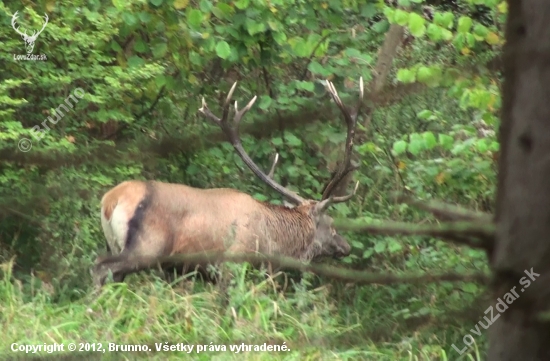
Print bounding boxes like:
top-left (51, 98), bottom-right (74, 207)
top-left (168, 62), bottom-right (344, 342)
top-left (92, 78), bottom-right (364, 286)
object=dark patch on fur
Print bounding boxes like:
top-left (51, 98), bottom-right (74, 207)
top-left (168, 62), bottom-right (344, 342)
top-left (124, 182), bottom-right (154, 250)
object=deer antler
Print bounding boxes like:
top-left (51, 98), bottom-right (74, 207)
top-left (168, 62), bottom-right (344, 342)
top-left (199, 82), bottom-right (306, 205)
top-left (320, 77), bottom-right (364, 204)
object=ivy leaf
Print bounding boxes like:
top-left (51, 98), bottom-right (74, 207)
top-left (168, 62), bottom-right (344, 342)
top-left (215, 41), bottom-right (231, 59)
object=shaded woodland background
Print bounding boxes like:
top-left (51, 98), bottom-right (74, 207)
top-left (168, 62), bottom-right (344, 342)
top-left (0, 0), bottom-right (508, 359)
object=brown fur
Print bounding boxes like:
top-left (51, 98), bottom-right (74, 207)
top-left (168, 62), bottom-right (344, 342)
top-left (93, 180), bottom-right (351, 285)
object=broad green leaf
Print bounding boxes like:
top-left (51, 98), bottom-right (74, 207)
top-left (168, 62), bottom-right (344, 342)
top-left (476, 139), bottom-right (489, 153)
top-left (134, 39), bottom-right (147, 53)
top-left (127, 55), bottom-right (145, 68)
top-left (473, 24), bottom-right (489, 37)
top-left (394, 10), bottom-right (409, 26)
top-left (215, 41), bottom-right (231, 59)
top-left (416, 66), bottom-right (433, 83)
top-left (388, 239), bottom-right (402, 253)
top-left (308, 61), bottom-right (330, 76)
top-left (457, 16), bottom-right (473, 33)
top-left (427, 24), bottom-right (443, 41)
top-left (187, 9), bottom-right (203, 29)
top-left (422, 132), bottom-right (437, 149)
top-left (408, 133), bottom-right (424, 155)
top-left (150, 0), bottom-right (163, 6)
top-left (362, 249), bottom-right (374, 259)
top-left (417, 110), bottom-right (433, 119)
top-left (438, 133), bottom-right (454, 150)
top-left (408, 13), bottom-right (426, 37)
top-left (122, 12), bottom-right (137, 26)
top-left (372, 20), bottom-right (390, 33)
top-left (396, 68), bottom-right (416, 83)
top-left (272, 31), bottom-right (287, 45)
top-left (286, 133), bottom-right (302, 147)
top-left (234, 0), bottom-right (250, 9)
top-left (258, 95), bottom-right (272, 110)
top-left (152, 43), bottom-right (168, 58)
top-left (393, 140), bottom-right (408, 155)
top-left (374, 242), bottom-right (386, 253)
top-left (138, 12), bottom-right (152, 23)
top-left (155, 75), bottom-right (166, 87)
top-left (297, 81), bottom-right (315, 92)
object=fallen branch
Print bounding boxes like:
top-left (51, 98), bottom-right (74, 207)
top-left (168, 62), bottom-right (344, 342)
top-left (94, 250), bottom-right (491, 286)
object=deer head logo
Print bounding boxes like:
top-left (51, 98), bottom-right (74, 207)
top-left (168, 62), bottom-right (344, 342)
top-left (11, 11), bottom-right (48, 55)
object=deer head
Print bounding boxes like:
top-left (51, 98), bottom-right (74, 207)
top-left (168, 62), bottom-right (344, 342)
top-left (199, 78), bottom-right (364, 260)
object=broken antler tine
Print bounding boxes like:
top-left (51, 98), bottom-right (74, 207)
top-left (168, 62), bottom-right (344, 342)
top-left (359, 76), bottom-right (364, 98)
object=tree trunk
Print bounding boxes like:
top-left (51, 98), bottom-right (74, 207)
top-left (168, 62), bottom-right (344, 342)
top-left (489, 1), bottom-right (550, 360)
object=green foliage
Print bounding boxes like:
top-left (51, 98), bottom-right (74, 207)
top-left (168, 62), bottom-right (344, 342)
top-left (0, 0), bottom-right (504, 359)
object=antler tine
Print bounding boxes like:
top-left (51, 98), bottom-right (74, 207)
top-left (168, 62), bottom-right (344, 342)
top-left (198, 84), bottom-right (306, 205)
top-left (233, 95), bottom-right (258, 128)
top-left (321, 77), bottom-right (364, 202)
top-left (267, 153), bottom-right (279, 179)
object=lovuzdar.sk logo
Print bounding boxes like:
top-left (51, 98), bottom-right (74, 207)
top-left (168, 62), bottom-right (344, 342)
top-left (11, 10), bottom-right (48, 61)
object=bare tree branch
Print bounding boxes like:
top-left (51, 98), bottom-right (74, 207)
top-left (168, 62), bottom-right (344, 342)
top-left (399, 196), bottom-right (494, 223)
top-left (333, 218), bottom-right (495, 250)
top-left (94, 250), bottom-right (491, 286)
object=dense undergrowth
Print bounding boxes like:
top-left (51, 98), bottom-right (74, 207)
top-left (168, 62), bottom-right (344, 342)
top-left (1, 0), bottom-right (502, 359)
